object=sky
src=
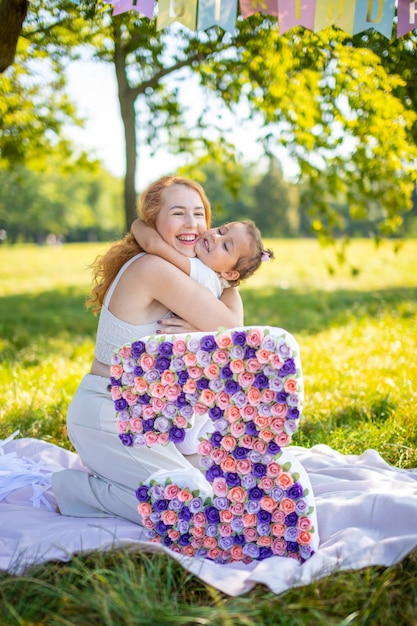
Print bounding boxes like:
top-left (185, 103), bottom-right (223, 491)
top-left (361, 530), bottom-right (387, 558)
top-left (66, 60), bottom-right (186, 189)
top-left (64, 59), bottom-right (296, 191)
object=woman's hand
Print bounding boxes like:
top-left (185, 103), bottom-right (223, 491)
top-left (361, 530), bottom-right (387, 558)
top-left (156, 315), bottom-right (200, 335)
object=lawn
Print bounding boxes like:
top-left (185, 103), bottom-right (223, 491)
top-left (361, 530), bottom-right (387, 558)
top-left (0, 239), bottom-right (416, 624)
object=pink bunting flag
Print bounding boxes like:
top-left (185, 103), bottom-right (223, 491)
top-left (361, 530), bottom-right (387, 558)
top-left (239, 0), bottom-right (278, 19)
top-left (278, 0), bottom-right (316, 34)
top-left (397, 0), bottom-right (417, 37)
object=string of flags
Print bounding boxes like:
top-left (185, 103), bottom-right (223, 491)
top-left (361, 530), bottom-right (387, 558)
top-left (75, 1), bottom-right (417, 39)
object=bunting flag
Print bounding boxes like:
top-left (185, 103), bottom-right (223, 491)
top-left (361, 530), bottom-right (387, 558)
top-left (239, 0), bottom-right (278, 19)
top-left (278, 1), bottom-right (315, 34)
top-left (103, 0), bottom-right (417, 38)
top-left (110, 0), bottom-right (155, 18)
top-left (353, 0), bottom-right (396, 39)
top-left (313, 0), bottom-right (356, 35)
top-left (197, 0), bottom-right (239, 31)
top-left (397, 0), bottom-right (417, 37)
top-left (157, 0), bottom-right (198, 29)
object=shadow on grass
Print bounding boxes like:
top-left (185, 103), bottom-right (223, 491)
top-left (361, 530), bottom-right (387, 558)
top-left (0, 287), bottom-right (96, 353)
top-left (0, 284), bottom-right (416, 351)
top-left (242, 285), bottom-right (417, 335)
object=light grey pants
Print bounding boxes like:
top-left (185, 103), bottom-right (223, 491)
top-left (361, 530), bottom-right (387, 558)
top-left (52, 374), bottom-right (203, 524)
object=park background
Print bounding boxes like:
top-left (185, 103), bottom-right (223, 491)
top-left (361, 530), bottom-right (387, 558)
top-left (1, 1), bottom-right (417, 624)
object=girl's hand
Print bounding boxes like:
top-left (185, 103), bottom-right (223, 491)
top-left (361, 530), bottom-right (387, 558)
top-left (156, 315), bottom-right (201, 335)
top-left (131, 219), bottom-right (164, 254)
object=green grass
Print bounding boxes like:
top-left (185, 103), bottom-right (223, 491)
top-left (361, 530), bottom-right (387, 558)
top-left (0, 239), bottom-right (417, 625)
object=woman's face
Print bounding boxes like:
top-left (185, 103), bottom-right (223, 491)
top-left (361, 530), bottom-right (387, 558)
top-left (155, 184), bottom-right (208, 257)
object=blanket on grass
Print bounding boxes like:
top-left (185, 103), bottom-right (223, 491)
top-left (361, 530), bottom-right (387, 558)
top-left (1, 434), bottom-right (417, 596)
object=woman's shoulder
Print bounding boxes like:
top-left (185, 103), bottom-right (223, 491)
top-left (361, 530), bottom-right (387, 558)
top-left (122, 254), bottom-right (183, 291)
top-left (128, 254), bottom-right (182, 275)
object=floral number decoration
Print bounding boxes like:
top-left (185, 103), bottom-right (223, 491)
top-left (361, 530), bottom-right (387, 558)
top-left (110, 326), bottom-right (317, 564)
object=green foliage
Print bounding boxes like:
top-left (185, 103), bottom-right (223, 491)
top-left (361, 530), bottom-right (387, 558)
top-left (0, 161), bottom-right (124, 242)
top-left (0, 240), bottom-right (417, 622)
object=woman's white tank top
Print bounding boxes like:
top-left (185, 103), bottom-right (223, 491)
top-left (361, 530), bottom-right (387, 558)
top-left (94, 253), bottom-right (162, 365)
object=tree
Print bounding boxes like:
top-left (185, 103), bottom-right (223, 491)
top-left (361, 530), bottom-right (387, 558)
top-left (252, 159), bottom-right (296, 237)
top-left (3, 1), bottom-right (417, 242)
top-left (81, 11), bottom-right (417, 237)
top-left (0, 0), bottom-right (28, 73)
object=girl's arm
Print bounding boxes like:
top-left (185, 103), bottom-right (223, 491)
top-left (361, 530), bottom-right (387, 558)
top-left (131, 219), bottom-right (191, 275)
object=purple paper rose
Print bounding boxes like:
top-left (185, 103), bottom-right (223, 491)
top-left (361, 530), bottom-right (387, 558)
top-left (154, 498), bottom-right (168, 512)
top-left (135, 485), bottom-right (149, 501)
top-left (220, 365), bottom-right (233, 380)
top-left (225, 472), bottom-right (241, 487)
top-left (119, 433), bottom-right (133, 446)
top-left (257, 509), bottom-right (272, 523)
top-left (114, 398), bottom-right (128, 411)
top-left (168, 426), bottom-right (186, 443)
top-left (232, 330), bottom-right (247, 346)
top-left (155, 356), bottom-right (171, 372)
top-left (205, 506), bottom-right (220, 524)
top-left (248, 486), bottom-right (265, 501)
top-left (179, 506), bottom-right (192, 521)
top-left (232, 446), bottom-right (248, 460)
top-left (159, 341), bottom-right (173, 356)
top-left (253, 373), bottom-right (269, 389)
top-left (258, 547), bottom-right (273, 560)
top-left (224, 380), bottom-right (240, 395)
top-left (252, 463), bottom-right (267, 478)
top-left (131, 340), bottom-right (146, 357)
top-left (279, 358), bottom-right (296, 378)
top-left (200, 335), bottom-right (217, 352)
top-left (285, 512), bottom-right (299, 527)
top-left (208, 407), bottom-right (224, 421)
top-left (287, 482), bottom-right (304, 500)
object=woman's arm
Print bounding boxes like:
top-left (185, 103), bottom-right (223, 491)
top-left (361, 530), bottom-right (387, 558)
top-left (156, 286), bottom-right (244, 334)
top-left (219, 286), bottom-right (244, 326)
top-left (140, 256), bottom-right (243, 330)
top-left (131, 219), bottom-right (191, 275)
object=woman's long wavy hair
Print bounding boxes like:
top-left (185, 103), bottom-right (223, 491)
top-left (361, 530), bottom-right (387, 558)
top-left (86, 176), bottom-right (212, 313)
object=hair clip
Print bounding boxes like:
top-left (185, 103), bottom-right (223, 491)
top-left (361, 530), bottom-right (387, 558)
top-left (261, 251), bottom-right (270, 262)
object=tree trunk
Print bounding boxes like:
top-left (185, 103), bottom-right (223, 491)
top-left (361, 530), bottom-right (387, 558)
top-left (0, 0), bottom-right (28, 73)
top-left (113, 31), bottom-right (138, 232)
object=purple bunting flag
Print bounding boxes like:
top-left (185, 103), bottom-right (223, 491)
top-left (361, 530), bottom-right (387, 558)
top-left (132, 0), bottom-right (155, 19)
top-left (197, 0), bottom-right (239, 31)
top-left (278, 0), bottom-right (316, 34)
top-left (112, 0), bottom-right (136, 15)
top-left (397, 0), bottom-right (417, 37)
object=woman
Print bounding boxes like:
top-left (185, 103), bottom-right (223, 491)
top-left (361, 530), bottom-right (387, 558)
top-left (52, 176), bottom-right (244, 524)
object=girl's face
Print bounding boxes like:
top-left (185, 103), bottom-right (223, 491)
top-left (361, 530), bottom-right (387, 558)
top-left (194, 222), bottom-right (249, 280)
top-left (155, 184), bottom-right (208, 257)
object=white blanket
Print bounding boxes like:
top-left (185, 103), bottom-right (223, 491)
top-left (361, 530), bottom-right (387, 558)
top-left (1, 435), bottom-right (417, 596)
